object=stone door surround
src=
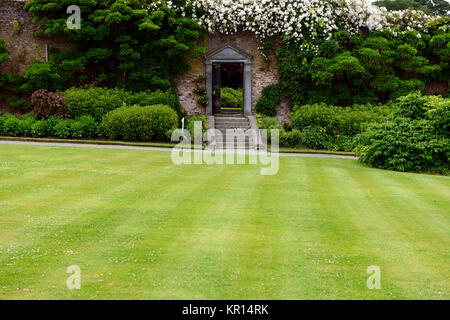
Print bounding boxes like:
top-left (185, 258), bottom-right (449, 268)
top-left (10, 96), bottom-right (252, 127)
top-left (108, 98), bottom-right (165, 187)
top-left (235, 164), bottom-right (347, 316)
top-left (205, 44), bottom-right (252, 115)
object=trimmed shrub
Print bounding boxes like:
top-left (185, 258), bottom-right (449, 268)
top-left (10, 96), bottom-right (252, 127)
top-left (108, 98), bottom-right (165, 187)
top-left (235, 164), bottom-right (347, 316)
top-left (54, 119), bottom-right (73, 139)
top-left (102, 104), bottom-right (178, 141)
top-left (0, 114), bottom-right (4, 133)
top-left (20, 114), bottom-right (36, 137)
top-left (31, 120), bottom-right (47, 137)
top-left (31, 89), bottom-right (70, 120)
top-left (63, 87), bottom-right (181, 121)
top-left (290, 103), bottom-right (394, 137)
top-left (255, 84), bottom-right (281, 116)
top-left (2, 114), bottom-right (22, 136)
top-left (70, 116), bottom-right (98, 138)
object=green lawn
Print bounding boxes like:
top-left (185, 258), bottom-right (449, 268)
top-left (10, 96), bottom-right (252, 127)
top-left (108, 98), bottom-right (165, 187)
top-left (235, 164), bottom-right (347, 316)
top-left (0, 144), bottom-right (448, 300)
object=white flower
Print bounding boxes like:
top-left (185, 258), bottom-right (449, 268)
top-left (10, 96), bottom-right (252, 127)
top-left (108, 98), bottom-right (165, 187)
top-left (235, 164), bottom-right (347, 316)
top-left (168, 0), bottom-right (437, 54)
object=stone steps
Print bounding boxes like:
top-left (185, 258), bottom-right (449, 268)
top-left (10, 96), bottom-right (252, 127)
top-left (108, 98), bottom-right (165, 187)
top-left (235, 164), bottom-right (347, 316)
top-left (212, 114), bottom-right (256, 149)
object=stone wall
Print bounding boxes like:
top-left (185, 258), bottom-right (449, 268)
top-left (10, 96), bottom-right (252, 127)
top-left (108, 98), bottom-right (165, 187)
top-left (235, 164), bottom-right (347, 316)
top-left (1, 3), bottom-right (289, 122)
top-left (0, 0), bottom-right (68, 74)
top-left (177, 30), bottom-right (290, 123)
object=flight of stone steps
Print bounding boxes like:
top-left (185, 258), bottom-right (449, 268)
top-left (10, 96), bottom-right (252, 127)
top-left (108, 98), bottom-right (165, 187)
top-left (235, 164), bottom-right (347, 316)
top-left (213, 113), bottom-right (257, 150)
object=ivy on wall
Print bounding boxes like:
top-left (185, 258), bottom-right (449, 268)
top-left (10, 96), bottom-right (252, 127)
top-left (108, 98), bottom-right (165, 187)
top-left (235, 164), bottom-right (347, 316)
top-left (23, 0), bottom-right (205, 92)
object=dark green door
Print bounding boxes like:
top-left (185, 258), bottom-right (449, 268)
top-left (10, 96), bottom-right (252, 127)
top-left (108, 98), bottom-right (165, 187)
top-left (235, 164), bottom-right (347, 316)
top-left (212, 63), bottom-right (221, 114)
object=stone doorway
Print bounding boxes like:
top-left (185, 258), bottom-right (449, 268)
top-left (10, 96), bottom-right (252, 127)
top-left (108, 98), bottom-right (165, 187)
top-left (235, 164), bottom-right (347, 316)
top-left (211, 62), bottom-right (244, 114)
top-left (206, 45), bottom-right (252, 115)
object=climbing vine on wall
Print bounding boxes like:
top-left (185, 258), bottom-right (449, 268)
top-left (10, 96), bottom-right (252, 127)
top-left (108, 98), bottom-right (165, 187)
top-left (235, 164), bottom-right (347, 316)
top-left (24, 0), bottom-right (205, 92)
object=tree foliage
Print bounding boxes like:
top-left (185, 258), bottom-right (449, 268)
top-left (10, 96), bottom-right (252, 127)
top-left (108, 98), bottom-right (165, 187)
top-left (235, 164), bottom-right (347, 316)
top-left (24, 0), bottom-right (204, 92)
top-left (277, 17), bottom-right (449, 106)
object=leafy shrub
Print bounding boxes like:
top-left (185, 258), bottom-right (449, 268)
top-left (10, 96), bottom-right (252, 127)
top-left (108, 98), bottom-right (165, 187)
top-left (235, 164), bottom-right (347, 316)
top-left (20, 114), bottom-right (36, 137)
top-left (31, 89), bottom-right (70, 119)
top-left (256, 114), bottom-right (284, 143)
top-left (185, 115), bottom-right (208, 142)
top-left (70, 116), bottom-right (98, 138)
top-left (426, 96), bottom-right (450, 136)
top-left (221, 87), bottom-right (243, 109)
top-left (63, 87), bottom-right (181, 121)
top-left (21, 61), bottom-right (63, 92)
top-left (290, 103), bottom-right (394, 137)
top-left (355, 94), bottom-right (449, 173)
top-left (256, 114), bottom-right (281, 130)
top-left (325, 135), bottom-right (355, 152)
top-left (0, 114), bottom-right (4, 132)
top-left (1, 114), bottom-right (22, 136)
top-left (31, 120), bottom-right (47, 137)
top-left (102, 105), bottom-right (178, 141)
top-left (302, 125), bottom-right (328, 149)
top-left (54, 119), bottom-right (73, 139)
top-left (280, 129), bottom-right (303, 147)
top-left (355, 118), bottom-right (449, 173)
top-left (255, 84), bottom-right (281, 116)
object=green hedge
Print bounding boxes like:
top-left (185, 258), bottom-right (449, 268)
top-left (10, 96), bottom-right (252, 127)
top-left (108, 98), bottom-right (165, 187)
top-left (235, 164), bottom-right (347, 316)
top-left (63, 87), bottom-right (181, 122)
top-left (101, 104), bottom-right (178, 141)
top-left (290, 103), bottom-right (394, 136)
top-left (0, 113), bottom-right (99, 139)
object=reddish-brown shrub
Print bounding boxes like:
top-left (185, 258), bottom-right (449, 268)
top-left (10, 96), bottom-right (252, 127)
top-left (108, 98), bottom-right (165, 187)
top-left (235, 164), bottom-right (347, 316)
top-left (31, 89), bottom-right (70, 120)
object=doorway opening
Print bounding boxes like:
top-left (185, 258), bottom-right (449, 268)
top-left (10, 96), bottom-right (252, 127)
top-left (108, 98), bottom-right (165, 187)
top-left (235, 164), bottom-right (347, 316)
top-left (205, 44), bottom-right (252, 115)
top-left (212, 62), bottom-right (244, 114)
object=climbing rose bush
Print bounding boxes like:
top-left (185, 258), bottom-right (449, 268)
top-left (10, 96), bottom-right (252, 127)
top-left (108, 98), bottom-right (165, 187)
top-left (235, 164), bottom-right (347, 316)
top-left (167, 0), bottom-right (437, 43)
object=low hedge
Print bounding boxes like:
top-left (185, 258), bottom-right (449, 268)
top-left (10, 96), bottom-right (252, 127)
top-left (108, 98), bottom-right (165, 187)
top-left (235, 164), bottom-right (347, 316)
top-left (0, 113), bottom-right (99, 139)
top-left (63, 87), bottom-right (181, 121)
top-left (101, 104), bottom-right (178, 141)
top-left (290, 103), bottom-right (394, 136)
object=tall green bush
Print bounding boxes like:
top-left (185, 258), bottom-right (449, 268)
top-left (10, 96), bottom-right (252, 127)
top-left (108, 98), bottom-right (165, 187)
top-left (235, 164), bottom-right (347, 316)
top-left (102, 104), bottom-right (178, 141)
top-left (355, 93), bottom-right (449, 173)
